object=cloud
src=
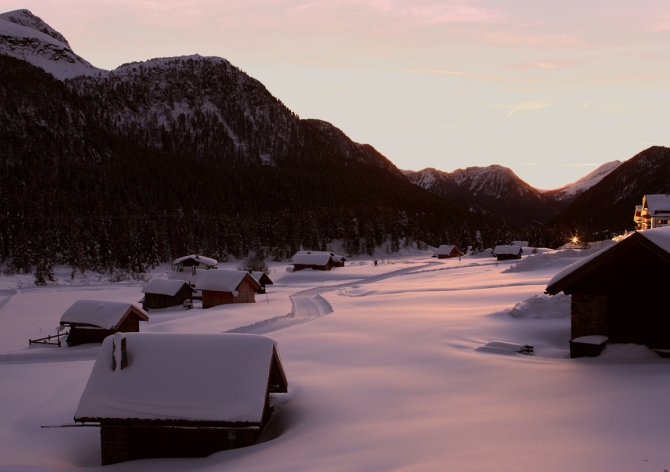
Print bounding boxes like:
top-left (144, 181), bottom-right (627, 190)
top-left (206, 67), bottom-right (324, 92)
top-left (506, 99), bottom-right (556, 118)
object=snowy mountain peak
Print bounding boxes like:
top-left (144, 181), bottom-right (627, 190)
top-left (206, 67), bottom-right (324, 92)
top-left (543, 160), bottom-right (622, 201)
top-left (0, 9), bottom-right (70, 47)
top-left (0, 9), bottom-right (103, 80)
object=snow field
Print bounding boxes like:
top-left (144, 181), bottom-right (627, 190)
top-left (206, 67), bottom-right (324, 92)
top-left (0, 251), bottom-right (669, 471)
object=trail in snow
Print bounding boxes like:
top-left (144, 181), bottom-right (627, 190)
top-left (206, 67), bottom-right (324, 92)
top-left (0, 290), bottom-right (16, 311)
top-left (229, 262), bottom-right (439, 335)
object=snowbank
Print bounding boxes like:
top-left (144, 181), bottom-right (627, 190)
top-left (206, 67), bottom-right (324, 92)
top-left (508, 293), bottom-right (571, 319)
top-left (503, 242), bottom-right (616, 274)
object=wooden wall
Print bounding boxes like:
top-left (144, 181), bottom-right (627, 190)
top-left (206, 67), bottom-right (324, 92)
top-left (202, 279), bottom-right (257, 308)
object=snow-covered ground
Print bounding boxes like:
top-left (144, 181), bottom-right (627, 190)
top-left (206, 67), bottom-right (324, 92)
top-left (1, 248), bottom-right (669, 471)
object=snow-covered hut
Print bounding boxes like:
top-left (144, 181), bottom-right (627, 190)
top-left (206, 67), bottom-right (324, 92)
top-left (250, 271), bottom-right (273, 294)
top-left (493, 245), bottom-right (522, 261)
top-left (294, 250), bottom-right (346, 267)
top-left (435, 245), bottom-right (464, 259)
top-left (73, 333), bottom-right (288, 465)
top-left (546, 227), bottom-right (670, 358)
top-left (140, 279), bottom-right (196, 310)
top-left (196, 270), bottom-right (261, 308)
top-left (173, 254), bottom-right (218, 271)
top-left (59, 300), bottom-right (149, 347)
top-left (291, 253), bottom-right (336, 271)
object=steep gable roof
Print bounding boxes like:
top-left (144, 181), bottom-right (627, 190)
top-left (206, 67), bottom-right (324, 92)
top-left (141, 279), bottom-right (195, 296)
top-left (60, 300), bottom-right (148, 329)
top-left (546, 228), bottom-right (670, 295)
top-left (173, 254), bottom-right (218, 266)
top-left (74, 333), bottom-right (287, 423)
top-left (196, 270), bottom-right (260, 294)
top-left (291, 253), bottom-right (334, 266)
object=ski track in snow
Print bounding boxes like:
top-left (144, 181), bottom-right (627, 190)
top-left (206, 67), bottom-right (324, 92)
top-left (229, 262), bottom-right (441, 335)
top-left (0, 290), bottom-right (16, 311)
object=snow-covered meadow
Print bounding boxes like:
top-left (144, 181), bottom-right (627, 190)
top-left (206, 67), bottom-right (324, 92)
top-left (1, 249), bottom-right (670, 471)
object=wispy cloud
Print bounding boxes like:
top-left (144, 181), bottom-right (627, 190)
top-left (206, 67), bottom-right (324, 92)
top-left (569, 102), bottom-right (591, 116)
top-left (506, 99), bottom-right (556, 118)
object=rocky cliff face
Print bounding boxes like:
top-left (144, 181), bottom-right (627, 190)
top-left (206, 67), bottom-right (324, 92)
top-left (0, 9), bottom-right (102, 79)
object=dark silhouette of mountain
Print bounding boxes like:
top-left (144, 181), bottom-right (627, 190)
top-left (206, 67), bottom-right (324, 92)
top-left (552, 146), bottom-right (670, 236)
top-left (404, 165), bottom-right (563, 225)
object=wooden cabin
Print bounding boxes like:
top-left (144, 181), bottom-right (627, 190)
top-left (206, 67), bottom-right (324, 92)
top-left (493, 245), bottom-right (523, 261)
top-left (140, 279), bottom-right (196, 310)
top-left (291, 253), bottom-right (336, 271)
top-left (59, 300), bottom-right (149, 347)
top-left (546, 227), bottom-right (670, 358)
top-left (294, 251), bottom-right (346, 267)
top-left (73, 333), bottom-right (288, 465)
top-left (173, 254), bottom-right (218, 271)
top-left (435, 245), bottom-right (464, 259)
top-left (250, 271), bottom-right (273, 294)
top-left (196, 270), bottom-right (261, 308)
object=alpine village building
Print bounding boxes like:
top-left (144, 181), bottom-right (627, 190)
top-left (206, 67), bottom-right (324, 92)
top-left (634, 194), bottom-right (670, 231)
top-left (59, 300), bottom-right (149, 347)
top-left (546, 227), bottom-right (670, 358)
top-left (73, 333), bottom-right (288, 465)
top-left (140, 279), bottom-right (196, 310)
top-left (195, 270), bottom-right (261, 308)
top-left (435, 245), bottom-right (464, 259)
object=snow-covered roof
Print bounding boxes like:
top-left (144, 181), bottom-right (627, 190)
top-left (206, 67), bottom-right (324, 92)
top-left (60, 300), bottom-right (148, 329)
top-left (74, 333), bottom-right (282, 423)
top-left (294, 250), bottom-right (345, 262)
top-left (436, 245), bottom-right (459, 255)
top-left (493, 245), bottom-right (522, 256)
top-left (291, 254), bottom-right (334, 265)
top-left (251, 272), bottom-right (273, 285)
top-left (511, 241), bottom-right (529, 247)
top-left (547, 227), bottom-right (670, 292)
top-left (644, 195), bottom-right (670, 215)
top-left (141, 279), bottom-right (194, 296)
top-left (173, 254), bottom-right (218, 266)
top-left (196, 270), bottom-right (259, 294)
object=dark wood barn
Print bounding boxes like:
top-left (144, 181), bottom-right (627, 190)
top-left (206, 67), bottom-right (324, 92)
top-left (173, 254), bottom-right (218, 271)
top-left (291, 253), bottom-right (335, 271)
top-left (293, 251), bottom-right (346, 267)
top-left (546, 228), bottom-right (670, 358)
top-left (436, 245), bottom-right (464, 259)
top-left (59, 300), bottom-right (149, 347)
top-left (493, 245), bottom-right (523, 261)
top-left (196, 270), bottom-right (261, 308)
top-left (141, 279), bottom-right (196, 310)
top-left (250, 271), bottom-right (273, 294)
top-left (73, 333), bottom-right (288, 465)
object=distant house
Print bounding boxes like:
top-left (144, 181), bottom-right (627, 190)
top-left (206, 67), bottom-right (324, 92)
top-left (74, 333), bottom-right (288, 465)
top-left (295, 250), bottom-right (346, 267)
top-left (173, 254), bottom-right (218, 271)
top-left (511, 241), bottom-right (529, 248)
top-left (140, 279), bottom-right (196, 310)
top-left (546, 227), bottom-right (670, 358)
top-left (493, 245), bottom-right (522, 260)
top-left (291, 253), bottom-right (336, 271)
top-left (249, 271), bottom-right (273, 294)
top-left (59, 300), bottom-right (149, 347)
top-left (435, 245), bottom-right (464, 259)
top-left (196, 270), bottom-right (261, 308)
top-left (635, 195), bottom-right (670, 231)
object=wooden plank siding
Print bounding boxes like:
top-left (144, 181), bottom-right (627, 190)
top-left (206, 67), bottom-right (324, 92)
top-left (202, 279), bottom-right (257, 308)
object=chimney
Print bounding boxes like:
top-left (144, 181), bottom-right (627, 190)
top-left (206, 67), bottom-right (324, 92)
top-left (112, 333), bottom-right (128, 371)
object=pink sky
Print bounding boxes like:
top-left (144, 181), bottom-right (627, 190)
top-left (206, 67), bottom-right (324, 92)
top-left (2, 0), bottom-right (670, 188)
